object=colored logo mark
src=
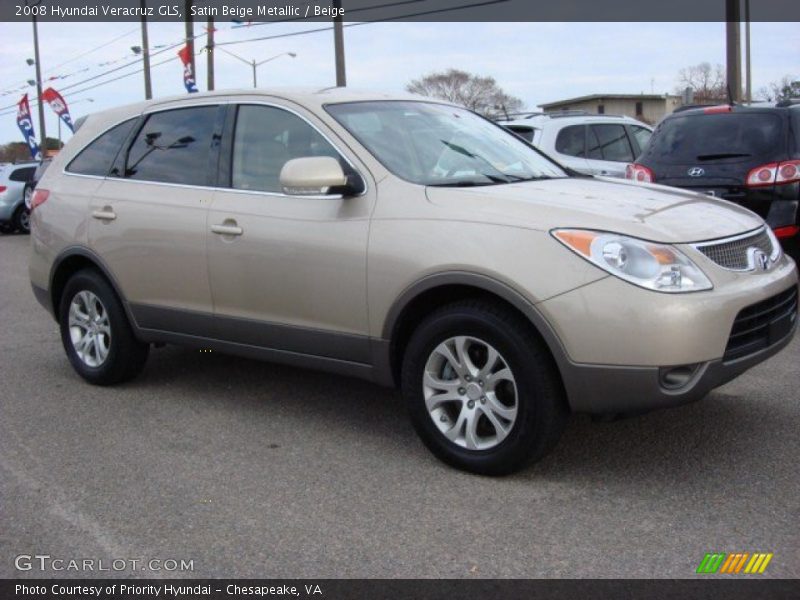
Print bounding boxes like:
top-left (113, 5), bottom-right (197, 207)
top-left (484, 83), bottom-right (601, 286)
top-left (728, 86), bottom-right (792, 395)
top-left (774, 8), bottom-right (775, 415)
top-left (696, 552), bottom-right (773, 574)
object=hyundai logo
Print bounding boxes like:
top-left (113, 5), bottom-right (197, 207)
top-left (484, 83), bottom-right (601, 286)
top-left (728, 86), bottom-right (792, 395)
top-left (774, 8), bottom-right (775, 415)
top-left (750, 249), bottom-right (771, 272)
top-left (688, 167), bottom-right (705, 177)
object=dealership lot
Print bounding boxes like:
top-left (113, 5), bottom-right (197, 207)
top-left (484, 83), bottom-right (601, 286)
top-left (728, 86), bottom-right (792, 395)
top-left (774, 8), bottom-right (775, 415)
top-left (1, 233), bottom-right (798, 578)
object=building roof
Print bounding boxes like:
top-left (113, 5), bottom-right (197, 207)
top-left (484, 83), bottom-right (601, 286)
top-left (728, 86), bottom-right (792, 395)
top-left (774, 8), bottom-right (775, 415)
top-left (539, 93), bottom-right (679, 109)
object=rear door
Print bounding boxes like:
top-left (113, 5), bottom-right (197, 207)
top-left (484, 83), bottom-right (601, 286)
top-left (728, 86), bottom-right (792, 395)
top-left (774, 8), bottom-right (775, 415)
top-left (88, 104), bottom-right (223, 334)
top-left (640, 110), bottom-right (788, 220)
top-left (585, 123), bottom-right (637, 178)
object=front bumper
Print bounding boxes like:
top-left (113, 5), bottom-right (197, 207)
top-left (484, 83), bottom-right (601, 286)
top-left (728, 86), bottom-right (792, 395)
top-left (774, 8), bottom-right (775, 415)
top-left (561, 315), bottom-right (796, 414)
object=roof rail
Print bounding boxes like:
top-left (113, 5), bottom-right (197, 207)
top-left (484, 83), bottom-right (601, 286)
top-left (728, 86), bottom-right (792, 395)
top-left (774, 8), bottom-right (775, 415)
top-left (547, 111), bottom-right (628, 119)
top-left (495, 111), bottom-right (545, 122)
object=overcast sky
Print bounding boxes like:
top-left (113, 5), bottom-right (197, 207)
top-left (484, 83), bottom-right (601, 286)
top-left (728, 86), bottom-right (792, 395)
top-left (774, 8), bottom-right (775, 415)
top-left (0, 20), bottom-right (797, 146)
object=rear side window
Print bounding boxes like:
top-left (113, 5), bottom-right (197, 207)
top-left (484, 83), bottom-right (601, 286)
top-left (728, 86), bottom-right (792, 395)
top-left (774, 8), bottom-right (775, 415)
top-left (507, 126), bottom-right (536, 143)
top-left (588, 124), bottom-right (635, 162)
top-left (231, 105), bottom-right (342, 193)
top-left (630, 125), bottom-right (652, 153)
top-left (555, 125), bottom-right (586, 157)
top-left (125, 106), bottom-right (218, 185)
top-left (9, 166), bottom-right (36, 182)
top-left (67, 119), bottom-right (136, 177)
top-left (644, 112), bottom-right (784, 164)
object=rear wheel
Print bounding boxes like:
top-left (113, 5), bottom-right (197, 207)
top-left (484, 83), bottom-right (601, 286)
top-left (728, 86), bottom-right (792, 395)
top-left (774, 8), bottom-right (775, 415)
top-left (14, 205), bottom-right (30, 234)
top-left (402, 300), bottom-right (568, 475)
top-left (59, 269), bottom-right (149, 385)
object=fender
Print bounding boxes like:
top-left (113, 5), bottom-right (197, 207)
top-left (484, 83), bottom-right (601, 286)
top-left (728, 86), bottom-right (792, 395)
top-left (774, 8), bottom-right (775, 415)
top-left (376, 270), bottom-right (574, 388)
top-left (48, 245), bottom-right (140, 329)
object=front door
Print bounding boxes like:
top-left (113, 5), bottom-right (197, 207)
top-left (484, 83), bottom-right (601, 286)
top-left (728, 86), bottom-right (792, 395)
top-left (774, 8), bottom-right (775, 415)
top-left (207, 102), bottom-right (374, 363)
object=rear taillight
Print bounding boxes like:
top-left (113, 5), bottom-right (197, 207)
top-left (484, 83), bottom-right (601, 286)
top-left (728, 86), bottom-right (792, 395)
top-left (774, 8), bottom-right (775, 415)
top-left (746, 160), bottom-right (800, 187)
top-left (30, 189), bottom-right (49, 211)
top-left (774, 225), bottom-right (799, 239)
top-left (625, 163), bottom-right (655, 183)
top-left (0, 186), bottom-right (7, 193)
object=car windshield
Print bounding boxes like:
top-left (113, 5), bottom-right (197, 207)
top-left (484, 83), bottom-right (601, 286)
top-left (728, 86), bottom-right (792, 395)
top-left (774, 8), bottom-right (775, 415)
top-left (644, 112), bottom-right (784, 164)
top-left (326, 101), bottom-right (567, 186)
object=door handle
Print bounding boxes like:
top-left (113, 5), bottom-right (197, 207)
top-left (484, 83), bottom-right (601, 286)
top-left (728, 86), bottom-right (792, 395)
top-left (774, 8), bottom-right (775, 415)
top-left (211, 223), bottom-right (243, 236)
top-left (91, 208), bottom-right (116, 221)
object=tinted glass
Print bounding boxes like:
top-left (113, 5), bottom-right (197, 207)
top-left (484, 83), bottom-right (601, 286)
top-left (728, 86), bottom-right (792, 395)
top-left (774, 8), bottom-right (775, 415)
top-left (555, 125), bottom-right (586, 157)
top-left (507, 126), bottom-right (535, 143)
top-left (67, 119), bottom-right (136, 176)
top-left (9, 166), bottom-right (36, 182)
top-left (231, 105), bottom-right (342, 193)
top-left (588, 124), bottom-right (635, 162)
top-left (327, 101), bottom-right (566, 186)
top-left (644, 112), bottom-right (784, 164)
top-left (791, 109), bottom-right (800, 153)
top-left (630, 125), bottom-right (652, 153)
top-left (125, 107), bottom-right (218, 185)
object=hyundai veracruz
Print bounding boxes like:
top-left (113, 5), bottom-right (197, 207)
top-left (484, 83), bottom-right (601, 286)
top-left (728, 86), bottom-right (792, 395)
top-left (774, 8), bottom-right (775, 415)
top-left (29, 89), bottom-right (798, 474)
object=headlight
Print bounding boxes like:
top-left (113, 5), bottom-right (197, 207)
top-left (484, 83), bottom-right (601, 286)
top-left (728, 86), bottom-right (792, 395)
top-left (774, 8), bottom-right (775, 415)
top-left (552, 229), bottom-right (713, 293)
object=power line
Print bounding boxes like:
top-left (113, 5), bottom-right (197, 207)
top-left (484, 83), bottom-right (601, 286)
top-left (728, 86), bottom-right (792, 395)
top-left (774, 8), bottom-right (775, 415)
top-left (215, 0), bottom-right (507, 47)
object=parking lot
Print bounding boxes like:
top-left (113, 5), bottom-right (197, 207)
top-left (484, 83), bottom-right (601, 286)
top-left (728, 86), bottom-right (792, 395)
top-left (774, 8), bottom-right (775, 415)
top-left (1, 232), bottom-right (798, 578)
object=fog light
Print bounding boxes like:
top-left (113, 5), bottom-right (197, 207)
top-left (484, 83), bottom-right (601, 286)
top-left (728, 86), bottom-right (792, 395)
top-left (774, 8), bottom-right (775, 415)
top-left (659, 364), bottom-right (701, 390)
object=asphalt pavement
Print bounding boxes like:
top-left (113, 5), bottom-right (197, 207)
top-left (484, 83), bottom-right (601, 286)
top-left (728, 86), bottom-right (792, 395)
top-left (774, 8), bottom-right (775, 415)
top-left (1, 233), bottom-right (798, 578)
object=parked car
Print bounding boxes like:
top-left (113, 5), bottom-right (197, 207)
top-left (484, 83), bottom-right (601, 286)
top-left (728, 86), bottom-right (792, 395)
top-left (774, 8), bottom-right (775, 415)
top-left (0, 161), bottom-right (37, 234)
top-left (501, 112), bottom-right (653, 178)
top-left (23, 158), bottom-right (52, 216)
top-left (628, 101), bottom-right (800, 260)
top-left (29, 89), bottom-right (797, 474)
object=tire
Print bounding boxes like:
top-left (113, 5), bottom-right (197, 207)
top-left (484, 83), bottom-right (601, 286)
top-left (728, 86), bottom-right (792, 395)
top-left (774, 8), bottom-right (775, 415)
top-left (402, 300), bottom-right (568, 475)
top-left (58, 269), bottom-right (149, 385)
top-left (0, 222), bottom-right (14, 234)
top-left (13, 205), bottom-right (30, 234)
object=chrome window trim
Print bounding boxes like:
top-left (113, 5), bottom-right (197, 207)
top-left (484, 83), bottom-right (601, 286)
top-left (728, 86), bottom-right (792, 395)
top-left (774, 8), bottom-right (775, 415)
top-left (62, 99), bottom-right (369, 201)
top-left (62, 115), bottom-right (140, 177)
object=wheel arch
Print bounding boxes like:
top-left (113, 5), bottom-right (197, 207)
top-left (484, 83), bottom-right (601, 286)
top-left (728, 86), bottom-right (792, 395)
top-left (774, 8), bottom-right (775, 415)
top-left (49, 246), bottom-right (136, 327)
top-left (381, 272), bottom-right (571, 392)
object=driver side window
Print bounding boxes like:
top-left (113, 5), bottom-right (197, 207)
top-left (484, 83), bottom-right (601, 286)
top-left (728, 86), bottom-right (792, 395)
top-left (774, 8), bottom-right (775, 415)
top-left (231, 105), bottom-right (343, 193)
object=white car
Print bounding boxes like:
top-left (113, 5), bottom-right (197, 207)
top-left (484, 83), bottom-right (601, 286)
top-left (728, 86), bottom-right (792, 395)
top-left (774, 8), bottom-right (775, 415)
top-left (501, 112), bottom-right (653, 178)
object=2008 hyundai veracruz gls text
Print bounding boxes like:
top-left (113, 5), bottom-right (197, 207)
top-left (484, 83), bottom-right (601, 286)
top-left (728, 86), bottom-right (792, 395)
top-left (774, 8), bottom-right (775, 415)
top-left (29, 88), bottom-right (798, 474)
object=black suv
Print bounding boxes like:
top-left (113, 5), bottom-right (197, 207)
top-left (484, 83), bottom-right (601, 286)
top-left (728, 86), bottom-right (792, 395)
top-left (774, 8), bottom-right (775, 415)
top-left (628, 102), bottom-right (800, 259)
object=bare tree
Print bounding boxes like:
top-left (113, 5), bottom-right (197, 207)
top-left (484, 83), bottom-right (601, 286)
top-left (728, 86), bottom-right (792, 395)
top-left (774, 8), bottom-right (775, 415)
top-left (675, 62), bottom-right (727, 104)
top-left (757, 75), bottom-right (799, 103)
top-left (407, 69), bottom-right (524, 118)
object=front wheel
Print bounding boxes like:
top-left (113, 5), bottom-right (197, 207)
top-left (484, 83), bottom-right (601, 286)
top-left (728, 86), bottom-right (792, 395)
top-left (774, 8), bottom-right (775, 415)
top-left (59, 269), bottom-right (149, 385)
top-left (402, 300), bottom-right (568, 475)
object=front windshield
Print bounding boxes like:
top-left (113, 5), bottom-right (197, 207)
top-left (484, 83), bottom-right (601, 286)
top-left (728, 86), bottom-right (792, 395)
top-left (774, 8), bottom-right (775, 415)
top-left (326, 101), bottom-right (568, 186)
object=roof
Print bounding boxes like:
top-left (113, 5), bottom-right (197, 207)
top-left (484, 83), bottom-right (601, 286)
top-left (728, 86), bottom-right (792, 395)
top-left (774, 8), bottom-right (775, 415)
top-left (501, 113), bottom-right (649, 128)
top-left (83, 87), bottom-right (432, 125)
top-left (539, 93), bottom-right (680, 109)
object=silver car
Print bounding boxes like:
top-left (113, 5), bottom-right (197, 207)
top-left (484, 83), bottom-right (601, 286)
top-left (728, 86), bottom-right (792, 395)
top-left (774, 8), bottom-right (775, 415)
top-left (502, 112), bottom-right (653, 178)
top-left (0, 161), bottom-right (37, 233)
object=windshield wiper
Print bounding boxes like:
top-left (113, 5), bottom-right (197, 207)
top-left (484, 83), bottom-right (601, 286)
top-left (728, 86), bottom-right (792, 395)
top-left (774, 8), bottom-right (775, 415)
top-left (696, 152), bottom-right (751, 160)
top-left (427, 180), bottom-right (496, 187)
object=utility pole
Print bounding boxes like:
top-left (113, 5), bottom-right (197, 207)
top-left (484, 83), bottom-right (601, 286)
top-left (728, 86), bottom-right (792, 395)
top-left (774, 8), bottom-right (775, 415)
top-left (140, 0), bottom-right (152, 99)
top-left (206, 17), bottom-right (215, 91)
top-left (184, 0), bottom-right (196, 81)
top-left (744, 0), bottom-right (751, 103)
top-left (332, 0), bottom-right (346, 87)
top-left (31, 13), bottom-right (47, 154)
top-left (725, 0), bottom-right (742, 103)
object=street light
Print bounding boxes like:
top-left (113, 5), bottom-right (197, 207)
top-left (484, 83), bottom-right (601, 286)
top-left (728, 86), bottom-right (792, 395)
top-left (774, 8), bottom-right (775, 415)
top-left (215, 48), bottom-right (296, 88)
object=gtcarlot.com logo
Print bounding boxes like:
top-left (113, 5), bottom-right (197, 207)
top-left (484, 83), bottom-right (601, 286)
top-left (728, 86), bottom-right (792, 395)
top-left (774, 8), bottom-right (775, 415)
top-left (696, 552), bottom-right (773, 574)
top-left (14, 554), bottom-right (194, 573)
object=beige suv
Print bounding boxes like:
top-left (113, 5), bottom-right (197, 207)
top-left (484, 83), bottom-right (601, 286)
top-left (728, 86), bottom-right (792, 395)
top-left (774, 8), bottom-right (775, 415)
top-left (29, 89), bottom-right (798, 474)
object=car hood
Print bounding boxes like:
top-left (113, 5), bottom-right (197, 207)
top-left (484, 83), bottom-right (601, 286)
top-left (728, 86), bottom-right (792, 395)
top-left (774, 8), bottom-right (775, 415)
top-left (424, 176), bottom-right (763, 243)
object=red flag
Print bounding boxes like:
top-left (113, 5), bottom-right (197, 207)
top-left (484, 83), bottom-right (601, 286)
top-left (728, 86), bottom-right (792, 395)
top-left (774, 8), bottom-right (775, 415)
top-left (177, 45), bottom-right (198, 93)
top-left (41, 87), bottom-right (75, 133)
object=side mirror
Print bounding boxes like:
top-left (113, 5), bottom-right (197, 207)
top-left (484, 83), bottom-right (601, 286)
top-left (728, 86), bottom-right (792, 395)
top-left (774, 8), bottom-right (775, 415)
top-left (280, 156), bottom-right (349, 196)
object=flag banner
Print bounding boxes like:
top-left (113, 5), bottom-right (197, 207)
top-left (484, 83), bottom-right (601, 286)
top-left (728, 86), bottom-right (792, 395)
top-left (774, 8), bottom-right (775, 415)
top-left (16, 94), bottom-right (42, 161)
top-left (177, 45), bottom-right (198, 93)
top-left (42, 87), bottom-right (75, 133)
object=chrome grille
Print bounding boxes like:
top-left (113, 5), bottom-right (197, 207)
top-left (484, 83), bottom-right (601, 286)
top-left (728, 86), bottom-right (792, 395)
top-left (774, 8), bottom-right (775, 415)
top-left (695, 229), bottom-right (773, 271)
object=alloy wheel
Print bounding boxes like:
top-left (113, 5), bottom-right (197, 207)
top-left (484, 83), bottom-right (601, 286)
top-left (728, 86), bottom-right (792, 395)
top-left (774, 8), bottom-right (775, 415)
top-left (68, 290), bottom-right (111, 367)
